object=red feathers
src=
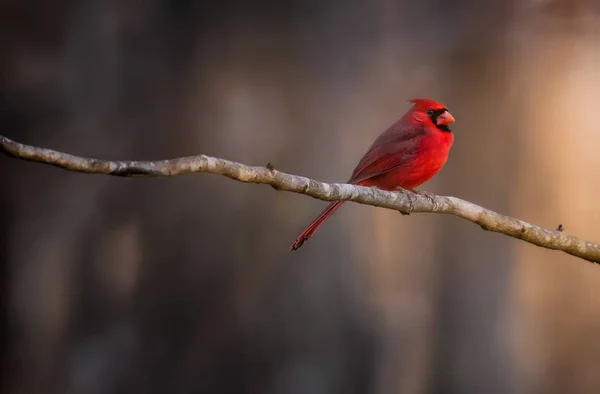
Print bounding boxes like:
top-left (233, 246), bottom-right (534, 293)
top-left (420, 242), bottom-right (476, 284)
top-left (290, 98), bottom-right (455, 251)
top-left (408, 97), bottom-right (447, 110)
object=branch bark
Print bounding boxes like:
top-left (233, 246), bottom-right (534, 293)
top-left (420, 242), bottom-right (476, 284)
top-left (2, 134), bottom-right (599, 265)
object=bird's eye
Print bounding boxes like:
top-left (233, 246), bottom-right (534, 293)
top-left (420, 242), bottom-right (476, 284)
top-left (426, 109), bottom-right (434, 116)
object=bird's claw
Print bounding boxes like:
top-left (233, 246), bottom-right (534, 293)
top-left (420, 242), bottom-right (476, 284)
top-left (396, 188), bottom-right (415, 215)
top-left (408, 188), bottom-right (436, 203)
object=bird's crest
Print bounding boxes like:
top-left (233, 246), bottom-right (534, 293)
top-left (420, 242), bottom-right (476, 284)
top-left (408, 98), bottom-right (447, 111)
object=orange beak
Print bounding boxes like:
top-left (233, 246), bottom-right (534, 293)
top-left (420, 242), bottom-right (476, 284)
top-left (436, 111), bottom-right (455, 126)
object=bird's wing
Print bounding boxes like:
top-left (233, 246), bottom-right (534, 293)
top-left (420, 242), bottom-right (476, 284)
top-left (348, 122), bottom-right (425, 184)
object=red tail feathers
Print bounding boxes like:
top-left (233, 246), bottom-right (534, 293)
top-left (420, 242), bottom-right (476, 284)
top-left (290, 201), bottom-right (346, 251)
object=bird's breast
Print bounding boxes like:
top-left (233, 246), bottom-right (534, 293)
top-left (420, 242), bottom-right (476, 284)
top-left (378, 131), bottom-right (453, 190)
top-left (407, 131), bottom-right (453, 187)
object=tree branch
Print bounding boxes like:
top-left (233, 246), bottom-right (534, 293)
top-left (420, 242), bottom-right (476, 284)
top-left (2, 134), bottom-right (599, 265)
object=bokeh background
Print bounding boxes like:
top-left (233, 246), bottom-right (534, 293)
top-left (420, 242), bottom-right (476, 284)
top-left (2, 0), bottom-right (600, 393)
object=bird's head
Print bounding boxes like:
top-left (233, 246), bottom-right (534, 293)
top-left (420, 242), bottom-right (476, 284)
top-left (408, 98), bottom-right (455, 132)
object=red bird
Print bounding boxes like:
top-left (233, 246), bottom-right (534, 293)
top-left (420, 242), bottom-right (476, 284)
top-left (290, 98), bottom-right (455, 251)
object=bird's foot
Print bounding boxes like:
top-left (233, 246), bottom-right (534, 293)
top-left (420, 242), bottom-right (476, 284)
top-left (395, 188), bottom-right (415, 215)
top-left (407, 188), bottom-right (436, 202)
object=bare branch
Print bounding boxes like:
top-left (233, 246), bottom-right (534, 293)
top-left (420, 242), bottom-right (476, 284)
top-left (2, 134), bottom-right (599, 265)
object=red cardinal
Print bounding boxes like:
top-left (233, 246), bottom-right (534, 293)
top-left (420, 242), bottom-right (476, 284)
top-left (290, 98), bottom-right (455, 251)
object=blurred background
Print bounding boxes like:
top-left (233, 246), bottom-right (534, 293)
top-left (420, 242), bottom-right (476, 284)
top-left (2, 0), bottom-right (600, 393)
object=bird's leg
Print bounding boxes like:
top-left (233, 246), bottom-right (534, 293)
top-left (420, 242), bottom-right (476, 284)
top-left (395, 187), bottom-right (414, 215)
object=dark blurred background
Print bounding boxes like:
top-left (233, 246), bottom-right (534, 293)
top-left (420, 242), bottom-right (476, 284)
top-left (2, 0), bottom-right (600, 393)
